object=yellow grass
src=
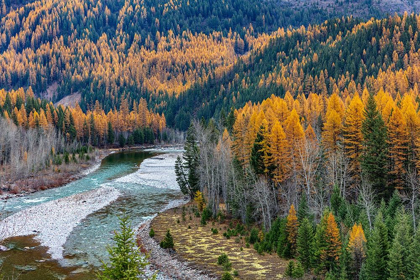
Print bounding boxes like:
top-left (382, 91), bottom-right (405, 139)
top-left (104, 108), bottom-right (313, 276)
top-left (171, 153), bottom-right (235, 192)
top-left (151, 202), bottom-right (288, 279)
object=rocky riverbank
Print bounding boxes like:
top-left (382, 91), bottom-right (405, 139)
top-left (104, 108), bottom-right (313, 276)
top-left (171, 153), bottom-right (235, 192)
top-left (0, 186), bottom-right (121, 259)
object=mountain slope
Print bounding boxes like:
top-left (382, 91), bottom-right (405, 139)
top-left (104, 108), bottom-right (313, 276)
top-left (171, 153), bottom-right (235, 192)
top-left (165, 13), bottom-right (420, 129)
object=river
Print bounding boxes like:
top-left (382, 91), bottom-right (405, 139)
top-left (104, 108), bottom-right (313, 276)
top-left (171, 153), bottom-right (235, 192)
top-left (0, 149), bottom-right (183, 279)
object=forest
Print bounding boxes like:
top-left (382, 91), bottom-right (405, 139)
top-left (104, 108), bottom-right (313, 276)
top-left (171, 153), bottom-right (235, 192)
top-left (0, 87), bottom-right (165, 186)
top-left (175, 87), bottom-right (420, 279)
top-left (167, 14), bottom-right (420, 129)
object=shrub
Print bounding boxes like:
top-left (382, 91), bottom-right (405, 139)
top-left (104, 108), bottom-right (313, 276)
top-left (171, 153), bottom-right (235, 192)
top-left (292, 261), bottom-right (304, 278)
top-left (285, 260), bottom-right (295, 277)
top-left (149, 228), bottom-right (155, 238)
top-left (217, 253), bottom-right (232, 271)
top-left (249, 228), bottom-right (259, 244)
top-left (201, 207), bottom-right (212, 225)
top-left (233, 270), bottom-right (239, 276)
top-left (217, 253), bottom-right (229, 265)
top-left (160, 230), bottom-right (174, 249)
top-left (221, 272), bottom-right (233, 280)
top-left (211, 228), bottom-right (218, 234)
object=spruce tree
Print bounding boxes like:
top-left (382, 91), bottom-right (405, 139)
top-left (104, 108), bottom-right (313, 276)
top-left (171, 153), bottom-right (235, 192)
top-left (250, 129), bottom-right (265, 176)
top-left (297, 193), bottom-right (309, 222)
top-left (297, 217), bottom-right (314, 271)
top-left (175, 124), bottom-right (200, 198)
top-left (360, 93), bottom-right (388, 200)
top-left (107, 122), bottom-right (115, 144)
top-left (387, 209), bottom-right (412, 280)
top-left (364, 211), bottom-right (389, 280)
top-left (98, 215), bottom-right (151, 280)
top-left (408, 225), bottom-right (420, 280)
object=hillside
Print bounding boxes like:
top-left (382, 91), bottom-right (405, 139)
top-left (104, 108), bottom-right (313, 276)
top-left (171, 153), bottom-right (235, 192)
top-left (0, 0), bottom-right (333, 113)
top-left (166, 13), bottom-right (420, 129)
top-left (1, 0), bottom-right (419, 119)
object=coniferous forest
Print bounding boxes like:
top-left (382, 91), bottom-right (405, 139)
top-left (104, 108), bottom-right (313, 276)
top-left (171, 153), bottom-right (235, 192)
top-left (0, 0), bottom-right (420, 279)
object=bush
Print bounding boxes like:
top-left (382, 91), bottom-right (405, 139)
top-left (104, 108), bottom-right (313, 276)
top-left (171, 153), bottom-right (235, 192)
top-left (201, 207), bottom-right (212, 225)
top-left (221, 272), bottom-right (233, 280)
top-left (285, 260), bottom-right (295, 277)
top-left (249, 228), bottom-right (259, 244)
top-left (217, 253), bottom-right (232, 271)
top-left (233, 270), bottom-right (239, 276)
top-left (211, 228), bottom-right (218, 234)
top-left (284, 260), bottom-right (304, 279)
top-left (217, 253), bottom-right (229, 265)
top-left (149, 228), bottom-right (155, 238)
top-left (160, 230), bottom-right (174, 249)
top-left (292, 261), bottom-right (304, 278)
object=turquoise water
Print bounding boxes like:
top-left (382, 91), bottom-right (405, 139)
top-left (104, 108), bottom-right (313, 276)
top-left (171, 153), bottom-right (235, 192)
top-left (0, 150), bottom-right (183, 279)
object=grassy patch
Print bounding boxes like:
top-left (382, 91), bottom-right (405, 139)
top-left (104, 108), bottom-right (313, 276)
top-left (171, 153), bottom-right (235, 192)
top-left (150, 202), bottom-right (287, 279)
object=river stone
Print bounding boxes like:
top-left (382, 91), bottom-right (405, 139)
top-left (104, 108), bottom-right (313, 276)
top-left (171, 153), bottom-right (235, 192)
top-left (14, 265), bottom-right (37, 271)
top-left (0, 245), bottom-right (9, 251)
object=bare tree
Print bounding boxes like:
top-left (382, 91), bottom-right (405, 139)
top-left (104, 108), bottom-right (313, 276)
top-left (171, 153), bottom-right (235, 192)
top-left (405, 167), bottom-right (419, 231)
top-left (357, 177), bottom-right (376, 231)
top-left (252, 177), bottom-right (278, 230)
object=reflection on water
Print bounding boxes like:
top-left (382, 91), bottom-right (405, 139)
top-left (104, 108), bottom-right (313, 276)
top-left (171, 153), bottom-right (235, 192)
top-left (0, 150), bottom-right (182, 279)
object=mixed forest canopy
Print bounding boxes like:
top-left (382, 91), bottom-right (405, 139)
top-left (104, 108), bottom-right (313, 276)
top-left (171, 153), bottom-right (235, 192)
top-left (167, 13), bottom-right (420, 129)
top-left (0, 0), bottom-right (414, 123)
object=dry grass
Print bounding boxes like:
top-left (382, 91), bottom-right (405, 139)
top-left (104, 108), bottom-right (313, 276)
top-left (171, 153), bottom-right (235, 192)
top-left (150, 202), bottom-right (288, 279)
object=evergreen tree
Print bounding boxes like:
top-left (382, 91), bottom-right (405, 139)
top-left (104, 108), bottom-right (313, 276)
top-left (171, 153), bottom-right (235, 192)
top-left (160, 230), bottom-right (174, 249)
top-left (297, 193), bottom-right (309, 222)
top-left (297, 217), bottom-right (314, 271)
top-left (107, 122), bottom-right (115, 144)
top-left (360, 93), bottom-right (388, 200)
top-left (388, 209), bottom-right (412, 280)
top-left (250, 128), bottom-right (265, 176)
top-left (175, 124), bottom-right (200, 198)
top-left (408, 225), bottom-right (420, 279)
top-left (364, 211), bottom-right (389, 280)
top-left (98, 215), bottom-right (152, 280)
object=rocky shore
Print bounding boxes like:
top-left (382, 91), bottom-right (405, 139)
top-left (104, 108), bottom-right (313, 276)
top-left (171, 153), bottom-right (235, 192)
top-left (0, 186), bottom-right (120, 259)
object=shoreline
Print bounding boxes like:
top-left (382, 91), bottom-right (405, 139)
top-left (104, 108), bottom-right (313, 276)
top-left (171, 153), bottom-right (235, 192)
top-left (0, 186), bottom-right (121, 259)
top-left (0, 144), bottom-right (183, 201)
top-left (0, 148), bottom-right (114, 200)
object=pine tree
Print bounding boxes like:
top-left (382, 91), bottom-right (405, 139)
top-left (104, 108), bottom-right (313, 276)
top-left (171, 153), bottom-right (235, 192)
top-left (175, 124), bottom-right (200, 198)
top-left (297, 193), bottom-right (309, 222)
top-left (160, 230), bottom-right (174, 249)
top-left (365, 211), bottom-right (389, 280)
top-left (98, 215), bottom-right (151, 280)
top-left (107, 122), bottom-right (115, 144)
top-left (286, 204), bottom-right (299, 257)
top-left (360, 93), bottom-right (388, 200)
top-left (388, 209), bottom-right (412, 280)
top-left (250, 126), bottom-right (265, 176)
top-left (407, 225), bottom-right (420, 280)
top-left (297, 217), bottom-right (314, 271)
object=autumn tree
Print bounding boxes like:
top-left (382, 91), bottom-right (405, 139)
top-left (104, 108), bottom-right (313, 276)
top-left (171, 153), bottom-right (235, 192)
top-left (286, 204), bottom-right (299, 257)
top-left (347, 223), bottom-right (366, 279)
